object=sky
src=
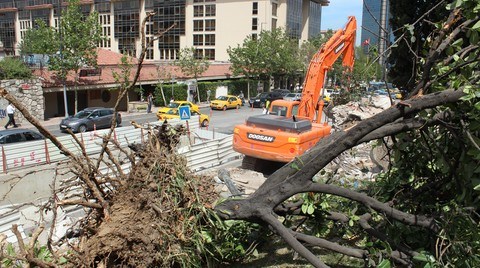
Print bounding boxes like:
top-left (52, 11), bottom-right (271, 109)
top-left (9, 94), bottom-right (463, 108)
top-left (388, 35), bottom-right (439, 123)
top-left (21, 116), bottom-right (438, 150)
top-left (321, 0), bottom-right (363, 46)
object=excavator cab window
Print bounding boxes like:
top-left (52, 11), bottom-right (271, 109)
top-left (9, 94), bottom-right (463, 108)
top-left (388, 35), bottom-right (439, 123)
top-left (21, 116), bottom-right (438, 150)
top-left (270, 105), bottom-right (288, 116)
top-left (291, 105), bottom-right (299, 116)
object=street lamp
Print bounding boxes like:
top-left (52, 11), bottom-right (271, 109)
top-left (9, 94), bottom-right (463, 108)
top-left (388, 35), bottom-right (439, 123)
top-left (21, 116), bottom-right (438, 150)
top-left (57, 0), bottom-right (69, 117)
top-left (171, 75), bottom-right (176, 98)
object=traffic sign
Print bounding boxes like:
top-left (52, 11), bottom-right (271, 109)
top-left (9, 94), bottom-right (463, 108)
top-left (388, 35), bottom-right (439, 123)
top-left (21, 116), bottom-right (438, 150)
top-left (179, 106), bottom-right (191, 120)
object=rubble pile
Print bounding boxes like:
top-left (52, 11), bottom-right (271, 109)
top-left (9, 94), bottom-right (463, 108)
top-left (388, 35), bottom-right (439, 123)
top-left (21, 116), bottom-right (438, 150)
top-left (322, 95), bottom-right (392, 186)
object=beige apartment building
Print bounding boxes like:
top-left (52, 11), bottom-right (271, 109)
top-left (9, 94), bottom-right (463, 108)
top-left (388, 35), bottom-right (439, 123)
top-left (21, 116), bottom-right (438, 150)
top-left (0, 0), bottom-right (328, 118)
top-left (0, 0), bottom-right (328, 62)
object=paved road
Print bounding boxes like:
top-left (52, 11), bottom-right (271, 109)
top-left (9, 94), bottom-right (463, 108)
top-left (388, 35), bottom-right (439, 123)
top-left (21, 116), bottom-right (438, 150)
top-left (32, 105), bottom-right (264, 137)
top-left (201, 105), bottom-right (263, 134)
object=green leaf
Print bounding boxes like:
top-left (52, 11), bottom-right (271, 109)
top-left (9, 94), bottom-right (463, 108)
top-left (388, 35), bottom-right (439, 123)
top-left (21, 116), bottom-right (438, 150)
top-left (301, 203), bottom-right (308, 214)
top-left (474, 101), bottom-right (480, 110)
top-left (307, 204), bottom-right (315, 214)
top-left (472, 20), bottom-right (480, 29)
top-left (414, 253), bottom-right (429, 262)
top-left (58, 256), bottom-right (68, 264)
top-left (455, 0), bottom-right (464, 8)
top-left (378, 259), bottom-right (391, 268)
top-left (469, 30), bottom-right (479, 45)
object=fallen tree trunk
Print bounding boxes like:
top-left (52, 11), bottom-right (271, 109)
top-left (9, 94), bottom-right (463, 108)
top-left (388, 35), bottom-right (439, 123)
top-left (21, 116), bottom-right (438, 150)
top-left (215, 89), bottom-right (465, 267)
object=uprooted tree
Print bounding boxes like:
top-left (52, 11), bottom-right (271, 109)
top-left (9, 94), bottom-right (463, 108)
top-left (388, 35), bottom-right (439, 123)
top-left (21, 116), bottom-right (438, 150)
top-left (0, 1), bottom-right (478, 267)
top-left (215, 1), bottom-right (479, 267)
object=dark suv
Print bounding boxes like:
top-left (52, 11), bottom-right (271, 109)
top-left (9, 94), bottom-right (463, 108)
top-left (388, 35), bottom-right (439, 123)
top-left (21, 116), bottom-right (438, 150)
top-left (249, 90), bottom-right (289, 108)
top-left (59, 107), bottom-right (122, 133)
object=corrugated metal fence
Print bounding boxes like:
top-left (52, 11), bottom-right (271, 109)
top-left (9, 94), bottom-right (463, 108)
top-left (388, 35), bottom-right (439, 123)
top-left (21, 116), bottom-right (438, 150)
top-left (0, 116), bottom-right (239, 173)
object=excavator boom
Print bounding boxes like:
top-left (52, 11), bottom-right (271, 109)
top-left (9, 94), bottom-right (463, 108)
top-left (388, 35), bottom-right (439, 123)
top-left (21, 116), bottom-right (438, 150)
top-left (298, 16), bottom-right (356, 121)
top-left (233, 17), bottom-right (357, 167)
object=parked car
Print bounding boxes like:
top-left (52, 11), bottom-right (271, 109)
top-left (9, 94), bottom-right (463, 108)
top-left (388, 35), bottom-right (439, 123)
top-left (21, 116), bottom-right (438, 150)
top-left (248, 91), bottom-right (285, 108)
top-left (273, 89), bottom-right (291, 97)
top-left (158, 101), bottom-right (199, 114)
top-left (210, 95), bottom-right (243, 110)
top-left (283, 93), bottom-right (302, 101)
top-left (157, 108), bottom-right (210, 127)
top-left (59, 107), bottom-right (122, 133)
top-left (0, 129), bottom-right (45, 144)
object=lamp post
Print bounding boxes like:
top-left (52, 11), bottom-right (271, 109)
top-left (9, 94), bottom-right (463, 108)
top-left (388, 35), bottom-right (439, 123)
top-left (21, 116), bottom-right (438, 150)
top-left (57, 0), bottom-right (69, 117)
top-left (171, 75), bottom-right (176, 98)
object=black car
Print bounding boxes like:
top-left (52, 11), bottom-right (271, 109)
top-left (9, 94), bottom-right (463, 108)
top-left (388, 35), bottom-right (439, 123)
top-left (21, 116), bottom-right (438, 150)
top-left (59, 107), bottom-right (122, 133)
top-left (248, 90), bottom-right (287, 108)
top-left (273, 89), bottom-right (291, 97)
top-left (0, 129), bottom-right (45, 144)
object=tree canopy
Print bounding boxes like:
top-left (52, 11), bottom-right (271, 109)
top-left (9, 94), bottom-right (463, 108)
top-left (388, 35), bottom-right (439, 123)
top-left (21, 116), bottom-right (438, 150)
top-left (20, 0), bottom-right (103, 113)
top-left (227, 28), bottom-right (303, 90)
top-left (0, 58), bottom-right (32, 80)
top-left (176, 47), bottom-right (210, 103)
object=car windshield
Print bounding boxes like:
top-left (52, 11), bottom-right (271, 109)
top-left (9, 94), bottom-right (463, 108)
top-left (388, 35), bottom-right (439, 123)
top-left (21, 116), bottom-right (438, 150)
top-left (257, 92), bottom-right (268, 98)
top-left (167, 102), bottom-right (180, 108)
top-left (166, 109), bottom-right (178, 115)
top-left (285, 93), bottom-right (296, 98)
top-left (73, 110), bottom-right (91, 119)
top-left (217, 96), bottom-right (228, 101)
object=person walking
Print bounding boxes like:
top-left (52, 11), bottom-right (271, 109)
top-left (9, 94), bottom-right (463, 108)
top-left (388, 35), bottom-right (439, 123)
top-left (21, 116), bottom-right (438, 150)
top-left (207, 89), bottom-right (211, 103)
top-left (5, 102), bottom-right (18, 129)
top-left (146, 93), bottom-right (153, 113)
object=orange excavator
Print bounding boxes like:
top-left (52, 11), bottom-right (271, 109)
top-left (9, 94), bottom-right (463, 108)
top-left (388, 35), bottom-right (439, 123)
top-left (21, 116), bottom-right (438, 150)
top-left (233, 16), bottom-right (356, 170)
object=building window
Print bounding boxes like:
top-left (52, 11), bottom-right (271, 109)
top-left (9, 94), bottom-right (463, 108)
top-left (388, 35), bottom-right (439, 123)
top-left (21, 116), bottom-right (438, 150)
top-left (272, 18), bottom-right (277, 29)
top-left (272, 3), bottom-right (278, 16)
top-left (194, 5), bottom-right (203, 17)
top-left (205, 5), bottom-right (216, 16)
top-left (204, 34), bottom-right (215, 45)
top-left (205, 19), bottom-right (215, 31)
top-left (193, 20), bottom-right (204, 31)
top-left (146, 48), bottom-right (154, 60)
top-left (193, 34), bottom-right (204, 45)
top-left (99, 14), bottom-right (111, 48)
top-left (252, 18), bottom-right (258, 31)
top-left (253, 2), bottom-right (258, 15)
top-left (194, 0), bottom-right (204, 2)
top-left (194, 49), bottom-right (203, 59)
top-left (205, 49), bottom-right (215, 60)
top-left (251, 33), bottom-right (257, 40)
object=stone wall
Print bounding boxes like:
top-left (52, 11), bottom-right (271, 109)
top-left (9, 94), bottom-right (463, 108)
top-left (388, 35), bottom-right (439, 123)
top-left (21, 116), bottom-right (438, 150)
top-left (0, 79), bottom-right (44, 126)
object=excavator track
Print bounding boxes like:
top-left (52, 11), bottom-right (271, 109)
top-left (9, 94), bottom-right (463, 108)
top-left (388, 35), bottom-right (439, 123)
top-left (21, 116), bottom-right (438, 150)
top-left (242, 156), bottom-right (285, 175)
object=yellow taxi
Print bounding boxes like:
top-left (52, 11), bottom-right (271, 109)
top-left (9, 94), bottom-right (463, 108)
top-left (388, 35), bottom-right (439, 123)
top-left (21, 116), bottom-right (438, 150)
top-left (157, 101), bottom-right (199, 115)
top-left (156, 108), bottom-right (210, 127)
top-left (210, 95), bottom-right (243, 111)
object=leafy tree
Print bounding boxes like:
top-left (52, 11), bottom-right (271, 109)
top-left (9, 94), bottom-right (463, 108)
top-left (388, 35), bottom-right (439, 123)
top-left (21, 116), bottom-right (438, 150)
top-left (355, 45), bottom-right (382, 83)
top-left (176, 47), bottom-right (210, 103)
top-left (227, 36), bottom-right (265, 99)
top-left (257, 28), bottom-right (303, 89)
top-left (216, 0), bottom-right (480, 267)
top-left (0, 58), bottom-right (32, 80)
top-left (20, 0), bottom-right (102, 114)
top-left (53, 0), bottom-right (103, 113)
top-left (228, 28), bottom-right (303, 92)
top-left (387, 0), bottom-right (450, 91)
top-left (19, 20), bottom-right (58, 56)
